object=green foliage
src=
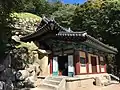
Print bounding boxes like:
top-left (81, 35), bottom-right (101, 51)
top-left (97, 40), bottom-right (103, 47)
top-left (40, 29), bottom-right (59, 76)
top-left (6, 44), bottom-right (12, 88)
top-left (16, 41), bottom-right (38, 52)
top-left (0, 0), bottom-right (23, 58)
top-left (52, 4), bottom-right (76, 27)
top-left (12, 13), bottom-right (42, 35)
top-left (72, 0), bottom-right (120, 72)
top-left (16, 0), bottom-right (62, 17)
top-left (12, 13), bottom-right (41, 20)
top-left (72, 0), bottom-right (120, 45)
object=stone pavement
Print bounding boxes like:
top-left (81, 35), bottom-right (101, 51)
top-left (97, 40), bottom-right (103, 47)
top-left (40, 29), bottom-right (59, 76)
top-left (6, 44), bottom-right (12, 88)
top-left (77, 84), bottom-right (120, 90)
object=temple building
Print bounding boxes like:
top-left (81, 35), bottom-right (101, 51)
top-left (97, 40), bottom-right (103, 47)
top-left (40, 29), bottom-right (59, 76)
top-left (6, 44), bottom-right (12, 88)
top-left (21, 17), bottom-right (117, 77)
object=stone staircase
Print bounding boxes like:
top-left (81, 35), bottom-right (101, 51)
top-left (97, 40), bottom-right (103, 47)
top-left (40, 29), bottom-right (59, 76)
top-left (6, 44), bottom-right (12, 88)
top-left (109, 74), bottom-right (120, 81)
top-left (37, 76), bottom-right (66, 90)
top-left (109, 74), bottom-right (120, 84)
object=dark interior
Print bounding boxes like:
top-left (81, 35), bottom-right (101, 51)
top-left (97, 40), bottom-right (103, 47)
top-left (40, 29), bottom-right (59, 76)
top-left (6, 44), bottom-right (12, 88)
top-left (91, 56), bottom-right (97, 73)
top-left (58, 56), bottom-right (68, 76)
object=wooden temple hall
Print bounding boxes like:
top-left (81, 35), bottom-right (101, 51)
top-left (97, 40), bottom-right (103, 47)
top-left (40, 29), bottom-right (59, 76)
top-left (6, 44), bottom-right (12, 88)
top-left (21, 17), bottom-right (118, 77)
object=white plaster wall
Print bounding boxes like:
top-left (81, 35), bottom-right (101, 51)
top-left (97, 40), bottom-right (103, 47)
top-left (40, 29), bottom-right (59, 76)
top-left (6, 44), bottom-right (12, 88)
top-left (40, 56), bottom-right (49, 76)
top-left (101, 67), bottom-right (105, 72)
top-left (80, 51), bottom-right (86, 58)
top-left (80, 66), bottom-right (87, 73)
top-left (96, 56), bottom-right (100, 73)
top-left (88, 64), bottom-right (92, 73)
top-left (88, 54), bottom-right (91, 64)
top-left (68, 55), bottom-right (74, 73)
top-left (53, 57), bottom-right (58, 72)
top-left (100, 56), bottom-right (104, 61)
top-left (97, 65), bottom-right (100, 72)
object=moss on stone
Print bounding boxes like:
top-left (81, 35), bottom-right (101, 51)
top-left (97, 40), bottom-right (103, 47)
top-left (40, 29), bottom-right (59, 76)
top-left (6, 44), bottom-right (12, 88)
top-left (11, 12), bottom-right (42, 21)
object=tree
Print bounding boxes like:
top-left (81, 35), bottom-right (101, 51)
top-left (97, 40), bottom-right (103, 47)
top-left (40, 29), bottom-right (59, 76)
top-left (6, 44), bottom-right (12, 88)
top-left (72, 0), bottom-right (120, 74)
top-left (16, 0), bottom-right (63, 17)
top-left (0, 0), bottom-right (23, 58)
top-left (52, 4), bottom-right (76, 27)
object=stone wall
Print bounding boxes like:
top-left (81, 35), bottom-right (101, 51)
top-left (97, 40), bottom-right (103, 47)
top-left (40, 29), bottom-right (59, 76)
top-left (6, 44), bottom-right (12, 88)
top-left (0, 54), bottom-right (16, 90)
top-left (0, 38), bottom-right (49, 90)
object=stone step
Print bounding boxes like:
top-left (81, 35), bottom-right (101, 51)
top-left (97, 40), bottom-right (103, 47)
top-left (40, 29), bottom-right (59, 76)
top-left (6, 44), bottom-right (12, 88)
top-left (47, 77), bottom-right (63, 81)
top-left (30, 87), bottom-right (54, 90)
top-left (42, 83), bottom-right (58, 88)
top-left (44, 80), bottom-right (60, 85)
top-left (38, 76), bottom-right (66, 90)
top-left (38, 85), bottom-right (56, 90)
top-left (109, 74), bottom-right (120, 81)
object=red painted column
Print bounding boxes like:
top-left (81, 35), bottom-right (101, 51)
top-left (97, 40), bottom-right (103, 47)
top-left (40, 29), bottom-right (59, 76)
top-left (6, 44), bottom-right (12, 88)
top-left (49, 54), bottom-right (53, 74)
top-left (104, 64), bottom-right (107, 73)
top-left (74, 51), bottom-right (80, 75)
top-left (85, 52), bottom-right (89, 74)
top-left (98, 56), bottom-right (101, 73)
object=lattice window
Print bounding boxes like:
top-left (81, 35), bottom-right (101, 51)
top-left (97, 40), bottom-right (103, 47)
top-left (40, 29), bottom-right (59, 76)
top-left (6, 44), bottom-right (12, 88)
top-left (80, 57), bottom-right (86, 67)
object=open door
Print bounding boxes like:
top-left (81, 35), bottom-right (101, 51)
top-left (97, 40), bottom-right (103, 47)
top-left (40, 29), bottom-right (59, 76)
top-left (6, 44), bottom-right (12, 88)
top-left (91, 56), bottom-right (97, 73)
top-left (58, 56), bottom-right (68, 76)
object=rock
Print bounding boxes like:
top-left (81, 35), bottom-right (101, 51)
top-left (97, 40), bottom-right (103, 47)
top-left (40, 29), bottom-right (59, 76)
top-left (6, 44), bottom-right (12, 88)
top-left (26, 63), bottom-right (41, 76)
top-left (5, 79), bottom-right (14, 90)
top-left (0, 81), bottom-right (4, 90)
top-left (0, 68), bottom-right (16, 81)
top-left (0, 64), bottom-right (5, 72)
top-left (34, 79), bottom-right (41, 87)
top-left (16, 81), bottom-right (25, 88)
top-left (25, 75), bottom-right (37, 84)
top-left (30, 87), bottom-right (41, 90)
top-left (26, 65), bottom-right (35, 73)
top-left (24, 71), bottom-right (37, 88)
top-left (16, 70), bottom-right (30, 80)
top-left (33, 63), bottom-right (41, 76)
top-left (11, 35), bottom-right (20, 43)
top-left (4, 68), bottom-right (13, 77)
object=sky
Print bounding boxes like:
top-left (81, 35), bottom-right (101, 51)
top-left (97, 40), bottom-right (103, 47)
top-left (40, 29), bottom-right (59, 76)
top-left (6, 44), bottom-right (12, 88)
top-left (62, 0), bottom-right (87, 4)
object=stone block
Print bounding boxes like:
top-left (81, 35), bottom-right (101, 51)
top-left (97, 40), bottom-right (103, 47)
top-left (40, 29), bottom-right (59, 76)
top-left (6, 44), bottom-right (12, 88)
top-left (16, 81), bottom-right (25, 88)
top-left (16, 70), bottom-right (30, 81)
top-left (0, 65), bottom-right (5, 72)
top-left (95, 77), bottom-right (102, 86)
top-left (0, 81), bottom-right (4, 90)
top-left (66, 80), bottom-right (81, 90)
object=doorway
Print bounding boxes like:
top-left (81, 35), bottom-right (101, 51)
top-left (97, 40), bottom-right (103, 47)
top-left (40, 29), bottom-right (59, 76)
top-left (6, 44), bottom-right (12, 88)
top-left (58, 56), bottom-right (68, 76)
top-left (91, 56), bottom-right (97, 73)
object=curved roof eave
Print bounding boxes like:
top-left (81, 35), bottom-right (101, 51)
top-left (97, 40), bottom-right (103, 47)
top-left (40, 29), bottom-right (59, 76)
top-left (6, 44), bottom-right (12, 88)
top-left (20, 17), bottom-right (118, 54)
top-left (86, 35), bottom-right (118, 54)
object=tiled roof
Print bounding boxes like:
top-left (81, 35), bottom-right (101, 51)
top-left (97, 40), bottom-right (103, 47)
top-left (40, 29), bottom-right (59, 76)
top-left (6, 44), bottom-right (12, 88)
top-left (20, 17), bottom-right (118, 54)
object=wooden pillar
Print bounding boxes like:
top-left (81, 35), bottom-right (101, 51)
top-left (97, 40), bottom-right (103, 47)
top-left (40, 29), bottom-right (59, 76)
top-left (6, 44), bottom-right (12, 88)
top-left (74, 51), bottom-right (80, 75)
top-left (98, 56), bottom-right (101, 73)
top-left (85, 52), bottom-right (89, 73)
top-left (104, 64), bottom-right (107, 73)
top-left (48, 54), bottom-right (53, 74)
